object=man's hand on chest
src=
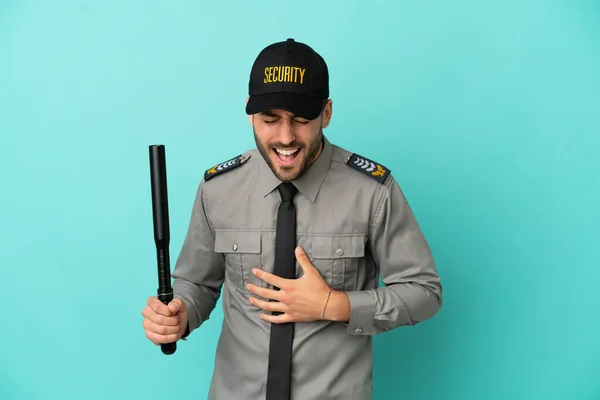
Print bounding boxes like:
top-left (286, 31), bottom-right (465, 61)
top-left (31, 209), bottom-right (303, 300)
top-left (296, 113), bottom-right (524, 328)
top-left (246, 246), bottom-right (350, 324)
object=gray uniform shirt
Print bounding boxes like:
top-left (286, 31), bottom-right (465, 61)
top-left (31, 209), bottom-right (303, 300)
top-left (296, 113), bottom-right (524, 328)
top-left (172, 136), bottom-right (442, 400)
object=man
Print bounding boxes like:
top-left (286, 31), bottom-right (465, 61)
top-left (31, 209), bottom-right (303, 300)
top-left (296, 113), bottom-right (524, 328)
top-left (141, 38), bottom-right (442, 400)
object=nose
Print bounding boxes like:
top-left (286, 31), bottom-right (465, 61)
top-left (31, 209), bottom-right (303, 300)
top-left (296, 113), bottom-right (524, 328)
top-left (277, 120), bottom-right (295, 145)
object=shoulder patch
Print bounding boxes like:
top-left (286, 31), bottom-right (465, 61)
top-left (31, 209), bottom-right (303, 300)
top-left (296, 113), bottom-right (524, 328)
top-left (204, 154), bottom-right (249, 181)
top-left (347, 153), bottom-right (391, 183)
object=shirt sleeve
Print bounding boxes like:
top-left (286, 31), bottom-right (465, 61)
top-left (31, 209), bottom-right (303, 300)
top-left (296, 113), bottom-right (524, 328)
top-left (344, 175), bottom-right (443, 335)
top-left (171, 180), bottom-right (225, 335)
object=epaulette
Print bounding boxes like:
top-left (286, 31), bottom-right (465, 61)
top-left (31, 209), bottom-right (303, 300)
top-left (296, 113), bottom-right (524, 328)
top-left (204, 153), bottom-right (250, 181)
top-left (347, 153), bottom-right (390, 183)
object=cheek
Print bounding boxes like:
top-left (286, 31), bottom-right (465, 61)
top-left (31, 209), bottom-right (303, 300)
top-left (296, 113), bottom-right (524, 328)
top-left (295, 125), bottom-right (319, 145)
top-left (254, 126), bottom-right (275, 143)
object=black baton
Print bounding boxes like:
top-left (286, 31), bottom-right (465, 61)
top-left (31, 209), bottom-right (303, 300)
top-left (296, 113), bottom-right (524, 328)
top-left (149, 144), bottom-right (176, 355)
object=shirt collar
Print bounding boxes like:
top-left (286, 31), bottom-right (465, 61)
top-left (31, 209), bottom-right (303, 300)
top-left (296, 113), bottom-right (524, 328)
top-left (258, 135), bottom-right (333, 203)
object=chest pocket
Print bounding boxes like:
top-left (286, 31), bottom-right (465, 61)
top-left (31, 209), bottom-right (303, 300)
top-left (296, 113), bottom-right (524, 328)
top-left (310, 234), bottom-right (365, 292)
top-left (214, 230), bottom-right (262, 293)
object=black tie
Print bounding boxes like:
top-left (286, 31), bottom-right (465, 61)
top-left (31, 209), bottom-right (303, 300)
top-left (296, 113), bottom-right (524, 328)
top-left (266, 182), bottom-right (298, 400)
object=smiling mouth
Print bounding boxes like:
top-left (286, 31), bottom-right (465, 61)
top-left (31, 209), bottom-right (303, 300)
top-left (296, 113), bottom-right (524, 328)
top-left (273, 147), bottom-right (301, 166)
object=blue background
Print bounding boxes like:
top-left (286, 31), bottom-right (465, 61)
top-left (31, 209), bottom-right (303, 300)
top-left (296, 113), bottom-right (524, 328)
top-left (1, 1), bottom-right (599, 399)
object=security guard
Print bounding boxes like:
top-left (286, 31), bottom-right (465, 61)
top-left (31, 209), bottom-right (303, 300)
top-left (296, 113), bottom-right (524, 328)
top-left (141, 38), bottom-right (442, 400)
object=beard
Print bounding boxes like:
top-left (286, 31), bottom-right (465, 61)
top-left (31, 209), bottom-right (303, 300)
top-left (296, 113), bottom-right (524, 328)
top-left (253, 126), bottom-right (324, 182)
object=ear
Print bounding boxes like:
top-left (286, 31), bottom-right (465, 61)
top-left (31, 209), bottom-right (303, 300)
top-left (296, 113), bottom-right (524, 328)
top-left (246, 98), bottom-right (254, 127)
top-left (321, 99), bottom-right (333, 128)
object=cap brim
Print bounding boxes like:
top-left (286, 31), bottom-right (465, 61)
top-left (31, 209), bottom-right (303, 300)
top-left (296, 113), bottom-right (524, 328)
top-left (246, 92), bottom-right (325, 120)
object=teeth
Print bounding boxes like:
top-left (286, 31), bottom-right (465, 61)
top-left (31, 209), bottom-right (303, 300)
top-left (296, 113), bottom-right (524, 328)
top-left (276, 148), bottom-right (299, 156)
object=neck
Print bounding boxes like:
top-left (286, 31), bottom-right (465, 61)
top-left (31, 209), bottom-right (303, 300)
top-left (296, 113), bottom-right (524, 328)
top-left (308, 134), bottom-right (325, 167)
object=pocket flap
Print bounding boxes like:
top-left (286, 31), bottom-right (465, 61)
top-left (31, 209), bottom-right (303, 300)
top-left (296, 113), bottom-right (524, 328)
top-left (311, 235), bottom-right (365, 259)
top-left (214, 230), bottom-right (261, 254)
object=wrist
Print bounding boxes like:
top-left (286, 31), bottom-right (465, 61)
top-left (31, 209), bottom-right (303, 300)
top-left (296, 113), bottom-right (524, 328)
top-left (323, 290), bottom-right (351, 323)
top-left (180, 319), bottom-right (190, 340)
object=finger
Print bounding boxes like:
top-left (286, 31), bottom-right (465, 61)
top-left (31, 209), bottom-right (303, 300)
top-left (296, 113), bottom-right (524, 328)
top-left (142, 307), bottom-right (180, 326)
top-left (168, 298), bottom-right (185, 314)
top-left (252, 268), bottom-right (287, 289)
top-left (145, 329), bottom-right (181, 345)
top-left (295, 246), bottom-right (315, 276)
top-left (249, 297), bottom-right (287, 313)
top-left (142, 318), bottom-right (181, 336)
top-left (246, 283), bottom-right (285, 301)
top-left (260, 312), bottom-right (292, 324)
top-left (148, 297), bottom-right (173, 317)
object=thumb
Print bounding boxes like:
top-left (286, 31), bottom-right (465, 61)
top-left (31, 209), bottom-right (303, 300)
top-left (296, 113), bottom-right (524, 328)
top-left (295, 246), bottom-right (314, 275)
top-left (168, 298), bottom-right (184, 314)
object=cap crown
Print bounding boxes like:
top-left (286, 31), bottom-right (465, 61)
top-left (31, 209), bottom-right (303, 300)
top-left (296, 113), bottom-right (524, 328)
top-left (248, 38), bottom-right (329, 99)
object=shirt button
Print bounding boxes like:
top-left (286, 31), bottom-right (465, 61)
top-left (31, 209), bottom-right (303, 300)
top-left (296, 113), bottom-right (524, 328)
top-left (355, 327), bottom-right (363, 334)
top-left (232, 244), bottom-right (238, 251)
top-left (336, 248), bottom-right (344, 256)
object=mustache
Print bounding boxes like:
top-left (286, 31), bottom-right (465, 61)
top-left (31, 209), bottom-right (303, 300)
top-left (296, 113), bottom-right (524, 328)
top-left (269, 142), bottom-right (304, 149)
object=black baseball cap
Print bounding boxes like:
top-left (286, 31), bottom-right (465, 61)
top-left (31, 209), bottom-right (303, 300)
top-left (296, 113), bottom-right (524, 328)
top-left (245, 38), bottom-right (329, 120)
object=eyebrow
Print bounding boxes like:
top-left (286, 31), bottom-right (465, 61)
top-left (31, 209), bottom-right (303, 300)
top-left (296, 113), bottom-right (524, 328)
top-left (259, 111), bottom-right (310, 121)
top-left (260, 110), bottom-right (282, 118)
